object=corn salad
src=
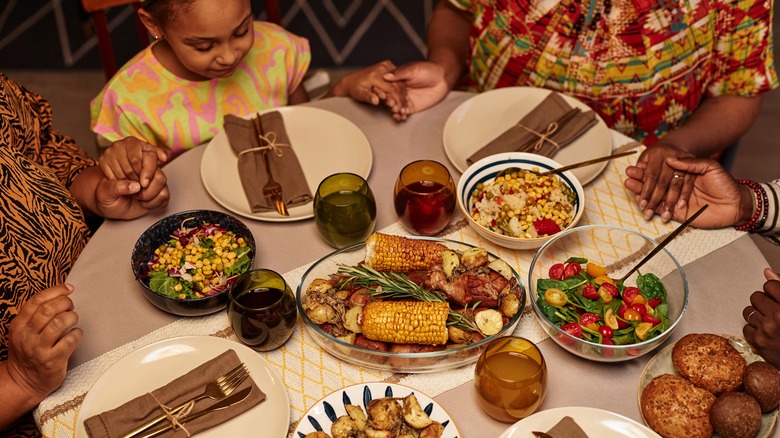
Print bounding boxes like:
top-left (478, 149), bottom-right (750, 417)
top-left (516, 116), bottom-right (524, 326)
top-left (147, 221), bottom-right (252, 299)
top-left (470, 168), bottom-right (576, 238)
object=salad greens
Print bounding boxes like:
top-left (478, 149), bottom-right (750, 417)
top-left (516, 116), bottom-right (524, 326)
top-left (536, 258), bottom-right (671, 353)
top-left (146, 220), bottom-right (252, 299)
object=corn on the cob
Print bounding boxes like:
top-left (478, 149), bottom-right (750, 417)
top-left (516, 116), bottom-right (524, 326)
top-left (361, 301), bottom-right (450, 345)
top-left (364, 233), bottom-right (446, 272)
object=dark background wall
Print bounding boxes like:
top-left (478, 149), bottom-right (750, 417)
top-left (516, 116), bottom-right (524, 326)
top-left (0, 1), bottom-right (435, 70)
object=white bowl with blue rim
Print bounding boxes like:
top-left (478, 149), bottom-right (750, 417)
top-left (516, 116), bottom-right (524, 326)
top-left (291, 382), bottom-right (460, 437)
top-left (456, 152), bottom-right (585, 250)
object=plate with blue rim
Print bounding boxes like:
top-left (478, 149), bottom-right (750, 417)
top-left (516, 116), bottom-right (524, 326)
top-left (292, 382), bottom-right (460, 437)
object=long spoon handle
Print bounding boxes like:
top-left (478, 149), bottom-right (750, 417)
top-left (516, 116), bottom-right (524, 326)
top-left (620, 204), bottom-right (709, 282)
top-left (538, 150), bottom-right (637, 176)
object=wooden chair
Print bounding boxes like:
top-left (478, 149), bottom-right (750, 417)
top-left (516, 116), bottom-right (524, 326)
top-left (81, 0), bottom-right (149, 81)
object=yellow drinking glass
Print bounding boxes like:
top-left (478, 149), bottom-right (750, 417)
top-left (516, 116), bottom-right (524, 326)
top-left (474, 336), bottom-right (548, 422)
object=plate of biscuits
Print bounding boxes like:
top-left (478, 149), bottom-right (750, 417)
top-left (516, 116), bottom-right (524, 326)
top-left (638, 333), bottom-right (780, 438)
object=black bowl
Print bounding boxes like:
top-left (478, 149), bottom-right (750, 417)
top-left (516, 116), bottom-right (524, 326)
top-left (131, 210), bottom-right (256, 316)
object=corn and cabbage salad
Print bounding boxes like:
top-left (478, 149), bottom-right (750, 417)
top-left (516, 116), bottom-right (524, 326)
top-left (147, 220), bottom-right (252, 299)
top-left (469, 168), bottom-right (576, 238)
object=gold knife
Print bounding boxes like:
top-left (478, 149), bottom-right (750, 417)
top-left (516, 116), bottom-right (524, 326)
top-left (138, 387), bottom-right (253, 438)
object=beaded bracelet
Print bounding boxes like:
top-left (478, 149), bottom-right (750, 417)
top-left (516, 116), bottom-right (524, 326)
top-left (736, 180), bottom-right (768, 232)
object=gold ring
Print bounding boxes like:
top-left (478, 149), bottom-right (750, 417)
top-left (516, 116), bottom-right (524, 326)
top-left (672, 174), bottom-right (683, 179)
top-left (747, 309), bottom-right (759, 325)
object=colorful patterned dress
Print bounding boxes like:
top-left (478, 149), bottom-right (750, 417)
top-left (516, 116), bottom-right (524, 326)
top-left (0, 72), bottom-right (96, 437)
top-left (90, 21), bottom-right (310, 157)
top-left (450, 0), bottom-right (777, 145)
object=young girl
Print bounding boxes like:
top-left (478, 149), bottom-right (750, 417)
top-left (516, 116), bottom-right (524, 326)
top-left (90, 0), bottom-right (406, 158)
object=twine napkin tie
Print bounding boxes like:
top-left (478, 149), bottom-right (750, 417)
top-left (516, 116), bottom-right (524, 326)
top-left (224, 111), bottom-right (313, 213)
top-left (83, 350), bottom-right (265, 438)
top-left (467, 91), bottom-right (597, 164)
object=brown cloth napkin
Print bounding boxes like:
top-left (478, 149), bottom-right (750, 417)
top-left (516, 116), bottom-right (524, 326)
top-left (543, 416), bottom-right (589, 438)
top-left (467, 92), bottom-right (598, 164)
top-left (224, 112), bottom-right (312, 213)
top-left (84, 350), bottom-right (265, 438)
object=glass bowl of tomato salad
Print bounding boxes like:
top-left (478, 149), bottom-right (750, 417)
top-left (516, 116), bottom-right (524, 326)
top-left (528, 224), bottom-right (688, 362)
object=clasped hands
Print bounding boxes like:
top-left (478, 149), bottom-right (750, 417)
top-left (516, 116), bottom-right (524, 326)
top-left (623, 143), bottom-right (750, 228)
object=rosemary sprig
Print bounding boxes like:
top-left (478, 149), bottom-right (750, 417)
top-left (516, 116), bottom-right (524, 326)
top-left (336, 264), bottom-right (479, 332)
top-left (336, 264), bottom-right (446, 302)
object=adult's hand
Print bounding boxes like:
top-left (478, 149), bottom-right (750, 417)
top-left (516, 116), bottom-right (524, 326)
top-left (624, 156), bottom-right (752, 228)
top-left (1, 284), bottom-right (82, 428)
top-left (72, 137), bottom-right (170, 219)
top-left (633, 143), bottom-right (696, 221)
top-left (383, 61), bottom-right (450, 120)
top-left (93, 169), bottom-right (169, 219)
top-left (743, 269), bottom-right (780, 368)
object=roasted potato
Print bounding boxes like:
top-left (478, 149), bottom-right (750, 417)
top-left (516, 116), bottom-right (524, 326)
top-left (331, 415), bottom-right (360, 438)
top-left (366, 398), bottom-right (403, 430)
top-left (343, 306), bottom-right (363, 333)
top-left (461, 247), bottom-right (488, 269)
top-left (419, 421), bottom-right (444, 438)
top-left (345, 404), bottom-right (367, 430)
top-left (402, 393), bottom-right (433, 429)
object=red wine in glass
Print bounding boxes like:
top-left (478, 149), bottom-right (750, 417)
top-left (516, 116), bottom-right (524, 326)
top-left (227, 271), bottom-right (297, 351)
top-left (394, 180), bottom-right (456, 236)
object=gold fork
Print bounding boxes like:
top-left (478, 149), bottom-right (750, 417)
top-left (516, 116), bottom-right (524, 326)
top-left (252, 115), bottom-right (289, 216)
top-left (121, 363), bottom-right (249, 438)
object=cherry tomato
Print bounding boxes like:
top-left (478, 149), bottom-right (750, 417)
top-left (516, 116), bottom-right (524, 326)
top-left (600, 283), bottom-right (619, 297)
top-left (643, 314), bottom-right (662, 326)
top-left (579, 313), bottom-right (601, 331)
top-left (632, 294), bottom-right (647, 305)
top-left (622, 308), bottom-right (642, 322)
top-left (622, 287), bottom-right (642, 304)
top-left (630, 303), bottom-right (647, 316)
top-left (598, 286), bottom-right (613, 303)
top-left (647, 297), bottom-right (663, 308)
top-left (586, 262), bottom-right (607, 278)
top-left (601, 337), bottom-right (615, 358)
top-left (593, 275), bottom-right (615, 286)
top-left (635, 322), bottom-right (654, 340)
top-left (617, 305), bottom-right (630, 329)
top-left (563, 262), bottom-right (582, 279)
top-left (548, 263), bottom-right (565, 280)
top-left (544, 288), bottom-right (568, 307)
top-left (598, 325), bottom-right (613, 338)
top-left (604, 309), bottom-right (619, 330)
top-left (561, 322), bottom-right (583, 338)
top-left (581, 283), bottom-right (598, 300)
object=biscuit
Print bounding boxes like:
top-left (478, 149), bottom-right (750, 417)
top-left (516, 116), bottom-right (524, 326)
top-left (671, 333), bottom-right (746, 395)
top-left (641, 374), bottom-right (716, 438)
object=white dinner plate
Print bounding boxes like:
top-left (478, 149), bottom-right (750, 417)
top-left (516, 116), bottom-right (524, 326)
top-left (498, 406), bottom-right (660, 438)
top-left (76, 336), bottom-right (290, 438)
top-left (291, 383), bottom-right (460, 437)
top-left (638, 334), bottom-right (780, 437)
top-left (200, 106), bottom-right (373, 222)
top-left (443, 87), bottom-right (613, 185)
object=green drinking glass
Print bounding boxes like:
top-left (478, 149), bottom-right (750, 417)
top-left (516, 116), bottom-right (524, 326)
top-left (314, 173), bottom-right (377, 249)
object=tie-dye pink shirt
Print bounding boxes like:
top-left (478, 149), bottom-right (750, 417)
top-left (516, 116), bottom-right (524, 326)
top-left (90, 21), bottom-right (310, 157)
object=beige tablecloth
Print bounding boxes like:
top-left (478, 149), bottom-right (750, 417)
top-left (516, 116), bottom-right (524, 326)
top-left (34, 93), bottom-right (772, 438)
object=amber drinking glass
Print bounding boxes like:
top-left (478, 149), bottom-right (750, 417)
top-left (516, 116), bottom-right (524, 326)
top-left (474, 336), bottom-right (548, 422)
top-left (227, 269), bottom-right (297, 351)
top-left (393, 160), bottom-right (456, 236)
top-left (314, 172), bottom-right (377, 249)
